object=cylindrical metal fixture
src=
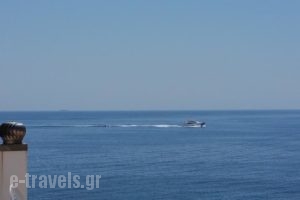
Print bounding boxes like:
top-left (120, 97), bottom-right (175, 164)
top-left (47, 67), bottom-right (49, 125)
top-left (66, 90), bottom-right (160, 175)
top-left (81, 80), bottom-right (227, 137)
top-left (0, 122), bottom-right (26, 145)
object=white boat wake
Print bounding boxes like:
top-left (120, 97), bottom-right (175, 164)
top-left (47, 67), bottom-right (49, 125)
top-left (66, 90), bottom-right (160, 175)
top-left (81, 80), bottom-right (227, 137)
top-left (28, 123), bottom-right (205, 128)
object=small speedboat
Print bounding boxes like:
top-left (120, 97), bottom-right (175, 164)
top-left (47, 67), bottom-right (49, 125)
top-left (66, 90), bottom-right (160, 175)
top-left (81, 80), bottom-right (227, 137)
top-left (183, 120), bottom-right (206, 128)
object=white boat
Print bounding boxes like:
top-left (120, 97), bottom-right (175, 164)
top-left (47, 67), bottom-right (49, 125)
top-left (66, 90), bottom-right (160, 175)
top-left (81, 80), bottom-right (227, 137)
top-left (183, 120), bottom-right (206, 128)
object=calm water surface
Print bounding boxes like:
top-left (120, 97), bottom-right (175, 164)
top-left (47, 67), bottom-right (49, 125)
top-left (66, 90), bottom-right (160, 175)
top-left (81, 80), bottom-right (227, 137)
top-left (1, 111), bottom-right (300, 199)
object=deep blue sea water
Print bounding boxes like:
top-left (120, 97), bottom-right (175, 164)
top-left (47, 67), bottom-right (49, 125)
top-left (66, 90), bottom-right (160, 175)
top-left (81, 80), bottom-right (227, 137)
top-left (1, 111), bottom-right (300, 200)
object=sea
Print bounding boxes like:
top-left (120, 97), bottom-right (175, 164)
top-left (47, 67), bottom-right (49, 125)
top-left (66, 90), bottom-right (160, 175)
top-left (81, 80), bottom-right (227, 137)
top-left (1, 110), bottom-right (300, 200)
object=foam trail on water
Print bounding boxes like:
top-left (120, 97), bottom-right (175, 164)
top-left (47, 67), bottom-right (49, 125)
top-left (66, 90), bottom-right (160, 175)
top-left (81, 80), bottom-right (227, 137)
top-left (115, 125), bottom-right (138, 128)
top-left (113, 124), bottom-right (181, 128)
top-left (28, 124), bottom-right (182, 128)
top-left (150, 125), bottom-right (181, 128)
top-left (28, 124), bottom-right (107, 128)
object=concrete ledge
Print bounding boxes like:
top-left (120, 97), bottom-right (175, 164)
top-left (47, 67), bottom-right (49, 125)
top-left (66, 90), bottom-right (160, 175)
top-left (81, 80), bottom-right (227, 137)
top-left (0, 144), bottom-right (28, 151)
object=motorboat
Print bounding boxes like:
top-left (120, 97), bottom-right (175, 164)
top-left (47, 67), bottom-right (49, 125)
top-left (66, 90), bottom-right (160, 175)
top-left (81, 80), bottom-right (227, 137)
top-left (183, 120), bottom-right (206, 128)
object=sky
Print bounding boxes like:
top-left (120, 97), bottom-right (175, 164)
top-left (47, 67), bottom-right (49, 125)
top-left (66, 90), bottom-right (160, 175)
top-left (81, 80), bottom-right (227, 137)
top-left (0, 0), bottom-right (299, 111)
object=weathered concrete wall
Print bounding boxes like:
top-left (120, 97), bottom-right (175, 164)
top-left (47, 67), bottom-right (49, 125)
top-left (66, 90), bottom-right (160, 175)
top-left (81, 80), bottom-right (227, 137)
top-left (0, 145), bottom-right (27, 200)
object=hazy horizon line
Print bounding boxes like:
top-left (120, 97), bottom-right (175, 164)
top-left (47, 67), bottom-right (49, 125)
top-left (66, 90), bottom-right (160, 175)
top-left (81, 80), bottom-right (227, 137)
top-left (1, 109), bottom-right (300, 112)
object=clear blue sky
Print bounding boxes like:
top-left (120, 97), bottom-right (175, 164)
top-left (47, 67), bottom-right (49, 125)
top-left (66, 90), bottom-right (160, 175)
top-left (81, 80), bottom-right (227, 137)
top-left (0, 0), bottom-right (299, 111)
